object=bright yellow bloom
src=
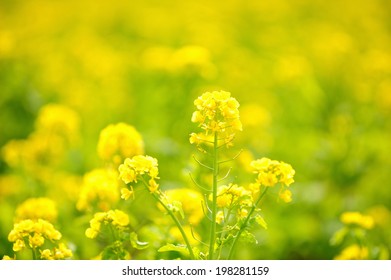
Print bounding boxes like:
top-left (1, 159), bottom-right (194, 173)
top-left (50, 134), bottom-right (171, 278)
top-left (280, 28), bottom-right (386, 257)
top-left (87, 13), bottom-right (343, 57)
top-left (279, 189), bottom-right (292, 203)
top-left (2, 255), bottom-right (15, 260)
top-left (85, 209), bottom-right (129, 239)
top-left (40, 243), bottom-right (73, 260)
top-left (334, 244), bottom-right (369, 260)
top-left (251, 158), bottom-right (295, 187)
top-left (211, 184), bottom-right (252, 209)
top-left (35, 103), bottom-right (80, 144)
top-left (97, 123), bottom-right (144, 166)
top-left (76, 168), bottom-right (120, 212)
top-left (15, 197), bottom-right (58, 222)
top-left (340, 212), bottom-right (374, 229)
top-left (120, 187), bottom-right (134, 200)
top-left (8, 219), bottom-right (66, 257)
top-left (190, 91), bottom-right (242, 148)
top-left (119, 155), bottom-right (160, 196)
top-left (216, 211), bottom-right (225, 224)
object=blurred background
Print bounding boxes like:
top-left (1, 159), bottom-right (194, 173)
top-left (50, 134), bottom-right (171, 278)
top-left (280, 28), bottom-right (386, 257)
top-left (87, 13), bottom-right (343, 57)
top-left (1, 0), bottom-right (391, 259)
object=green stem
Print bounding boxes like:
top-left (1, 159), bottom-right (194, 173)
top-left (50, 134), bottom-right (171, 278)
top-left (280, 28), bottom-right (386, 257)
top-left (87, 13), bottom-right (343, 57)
top-left (209, 132), bottom-right (219, 260)
top-left (154, 194), bottom-right (196, 260)
top-left (139, 177), bottom-right (195, 259)
top-left (227, 187), bottom-right (268, 259)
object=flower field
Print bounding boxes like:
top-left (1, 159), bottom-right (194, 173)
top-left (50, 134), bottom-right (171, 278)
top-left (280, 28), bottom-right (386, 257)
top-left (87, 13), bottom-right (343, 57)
top-left (1, 0), bottom-right (391, 260)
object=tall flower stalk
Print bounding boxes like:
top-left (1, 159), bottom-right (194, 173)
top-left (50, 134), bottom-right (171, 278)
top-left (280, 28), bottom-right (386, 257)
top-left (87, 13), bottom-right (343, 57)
top-left (189, 91), bottom-right (242, 259)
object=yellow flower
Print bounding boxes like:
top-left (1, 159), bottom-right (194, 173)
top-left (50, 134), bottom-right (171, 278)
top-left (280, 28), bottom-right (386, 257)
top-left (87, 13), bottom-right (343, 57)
top-left (15, 197), bottom-right (58, 222)
top-left (340, 212), bottom-right (374, 229)
top-left (7, 219), bottom-right (66, 257)
top-left (108, 210), bottom-right (129, 227)
top-left (190, 90), bottom-right (242, 148)
top-left (97, 123), bottom-right (144, 166)
top-left (29, 233), bottom-right (45, 248)
top-left (120, 187), bottom-right (134, 200)
top-left (216, 211), bottom-right (225, 224)
top-left (334, 244), bottom-right (369, 260)
top-left (251, 158), bottom-right (295, 187)
top-left (119, 155), bottom-right (160, 197)
top-left (85, 209), bottom-right (129, 239)
top-left (211, 184), bottom-right (252, 209)
top-left (76, 168), bottom-right (120, 212)
top-left (34, 103), bottom-right (80, 144)
top-left (279, 189), bottom-right (292, 203)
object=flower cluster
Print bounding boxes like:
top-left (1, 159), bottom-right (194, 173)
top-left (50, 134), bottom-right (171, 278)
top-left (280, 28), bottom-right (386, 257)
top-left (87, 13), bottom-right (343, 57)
top-left (97, 123), bottom-right (144, 166)
top-left (15, 197), bottom-right (58, 222)
top-left (334, 244), bottom-right (369, 260)
top-left (7, 219), bottom-right (72, 259)
top-left (118, 155), bottom-right (160, 197)
top-left (340, 211), bottom-right (374, 230)
top-left (190, 91), bottom-right (242, 149)
top-left (76, 168), bottom-right (120, 212)
top-left (211, 184), bottom-right (252, 209)
top-left (250, 157), bottom-right (295, 203)
top-left (85, 209), bottom-right (130, 239)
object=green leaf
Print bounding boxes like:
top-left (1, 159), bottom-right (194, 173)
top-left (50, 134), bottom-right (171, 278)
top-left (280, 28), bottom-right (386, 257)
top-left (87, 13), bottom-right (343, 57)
top-left (158, 244), bottom-right (189, 256)
top-left (130, 232), bottom-right (149, 250)
top-left (255, 215), bottom-right (268, 230)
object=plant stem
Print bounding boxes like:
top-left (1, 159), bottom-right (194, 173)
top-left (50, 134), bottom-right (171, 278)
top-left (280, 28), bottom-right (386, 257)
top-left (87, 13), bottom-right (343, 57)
top-left (153, 193), bottom-right (196, 260)
top-left (209, 131), bottom-right (219, 260)
top-left (227, 187), bottom-right (268, 259)
top-left (139, 177), bottom-right (195, 259)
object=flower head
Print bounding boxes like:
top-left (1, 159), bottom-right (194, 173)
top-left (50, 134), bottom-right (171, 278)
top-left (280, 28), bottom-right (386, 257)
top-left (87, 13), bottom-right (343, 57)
top-left (85, 209), bottom-right (129, 239)
top-left (119, 155), bottom-right (160, 196)
top-left (340, 212), bottom-right (374, 229)
top-left (97, 123), bottom-right (144, 166)
top-left (190, 91), bottom-right (242, 149)
top-left (15, 197), bottom-right (58, 222)
top-left (76, 168), bottom-right (120, 212)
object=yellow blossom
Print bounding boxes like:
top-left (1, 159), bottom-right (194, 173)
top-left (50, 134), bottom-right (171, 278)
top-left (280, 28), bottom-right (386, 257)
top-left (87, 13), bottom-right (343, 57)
top-left (120, 187), bottom-right (134, 200)
top-left (211, 184), bottom-right (252, 209)
top-left (190, 90), bottom-right (242, 148)
top-left (279, 189), bottom-right (292, 203)
top-left (76, 168), bottom-right (120, 212)
top-left (97, 123), bottom-right (144, 165)
top-left (119, 155), bottom-right (160, 197)
top-left (34, 103), bottom-right (80, 144)
top-left (216, 211), bottom-right (225, 224)
top-left (15, 197), bottom-right (58, 222)
top-left (85, 209), bottom-right (129, 239)
top-left (340, 212), bottom-right (374, 229)
top-left (334, 244), bottom-right (369, 260)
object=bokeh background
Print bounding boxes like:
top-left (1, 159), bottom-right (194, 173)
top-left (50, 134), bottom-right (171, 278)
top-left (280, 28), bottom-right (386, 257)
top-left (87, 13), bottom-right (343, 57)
top-left (1, 0), bottom-right (391, 259)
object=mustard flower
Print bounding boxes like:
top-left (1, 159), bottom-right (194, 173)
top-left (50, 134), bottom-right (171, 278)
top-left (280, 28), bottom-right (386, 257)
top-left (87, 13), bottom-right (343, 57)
top-left (210, 184), bottom-right (253, 209)
top-left (340, 212), bottom-right (375, 230)
top-left (34, 103), bottom-right (80, 144)
top-left (15, 197), bottom-right (58, 222)
top-left (85, 209), bottom-right (130, 239)
top-left (97, 123), bottom-right (144, 166)
top-left (190, 91), bottom-right (242, 148)
top-left (76, 168), bottom-right (120, 212)
top-left (334, 244), bottom-right (369, 260)
top-left (119, 155), bottom-right (160, 196)
top-left (7, 219), bottom-right (71, 259)
top-left (250, 158), bottom-right (295, 187)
